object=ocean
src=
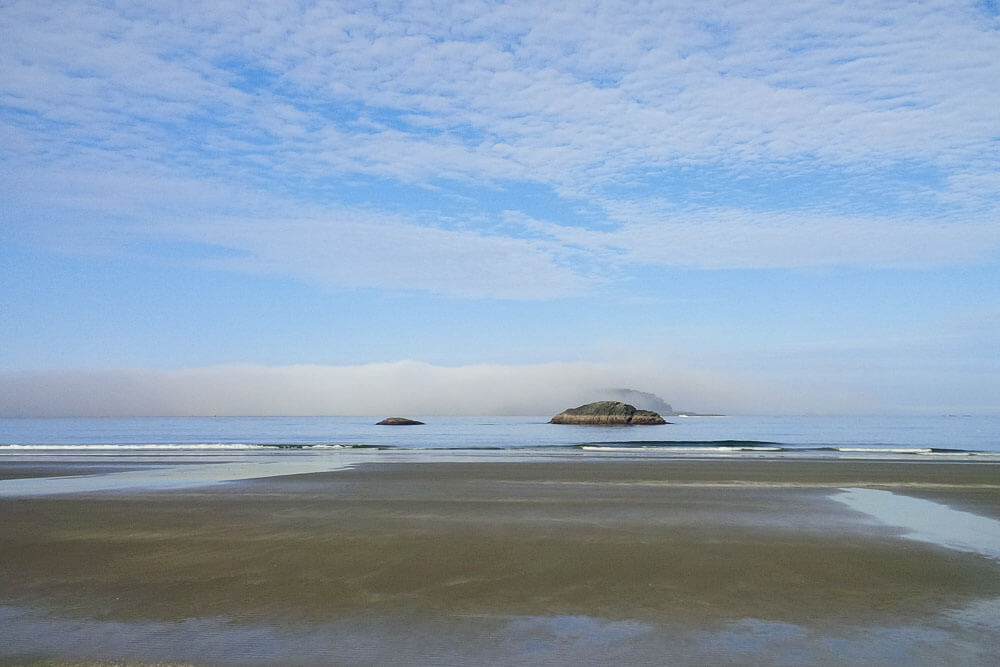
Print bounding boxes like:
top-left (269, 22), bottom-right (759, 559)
top-left (2, 414), bottom-right (998, 456)
top-left (2, 414), bottom-right (997, 496)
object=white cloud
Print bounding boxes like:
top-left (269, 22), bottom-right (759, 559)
top-left (515, 206), bottom-right (1000, 269)
top-left (3, 0), bottom-right (999, 290)
top-left (179, 214), bottom-right (589, 299)
top-left (7, 0), bottom-right (998, 179)
top-left (1, 166), bottom-right (588, 299)
top-left (628, 212), bottom-right (1000, 270)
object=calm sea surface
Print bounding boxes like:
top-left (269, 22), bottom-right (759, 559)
top-left (1, 415), bottom-right (998, 458)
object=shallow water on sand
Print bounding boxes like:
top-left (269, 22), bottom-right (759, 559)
top-left (834, 488), bottom-right (1000, 561)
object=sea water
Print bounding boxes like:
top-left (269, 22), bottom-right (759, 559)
top-left (1, 414), bottom-right (997, 496)
top-left (1, 414), bottom-right (998, 455)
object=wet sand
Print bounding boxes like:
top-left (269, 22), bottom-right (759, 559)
top-left (2, 459), bottom-right (999, 665)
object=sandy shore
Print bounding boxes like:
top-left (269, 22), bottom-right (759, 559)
top-left (2, 459), bottom-right (999, 665)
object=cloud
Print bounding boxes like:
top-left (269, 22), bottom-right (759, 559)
top-left (5, 159), bottom-right (996, 304)
top-left (7, 1), bottom-right (998, 177)
top-left (1, 166), bottom-right (588, 299)
top-left (3, 0), bottom-right (999, 293)
top-left (178, 214), bottom-right (589, 299)
top-left (515, 206), bottom-right (1000, 269)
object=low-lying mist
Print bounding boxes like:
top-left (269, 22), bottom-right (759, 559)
top-left (0, 361), bottom-right (743, 417)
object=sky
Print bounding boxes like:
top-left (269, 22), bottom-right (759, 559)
top-left (1, 0), bottom-right (999, 416)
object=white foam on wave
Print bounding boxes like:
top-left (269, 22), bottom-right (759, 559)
top-left (837, 447), bottom-right (939, 454)
top-left (835, 448), bottom-right (995, 457)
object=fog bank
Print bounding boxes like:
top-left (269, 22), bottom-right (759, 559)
top-left (0, 361), bottom-right (758, 417)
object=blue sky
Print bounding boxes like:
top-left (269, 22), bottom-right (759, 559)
top-left (1, 0), bottom-right (998, 415)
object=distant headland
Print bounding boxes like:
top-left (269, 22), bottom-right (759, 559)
top-left (591, 388), bottom-right (723, 417)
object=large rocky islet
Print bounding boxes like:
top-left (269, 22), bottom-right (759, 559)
top-left (549, 401), bottom-right (668, 425)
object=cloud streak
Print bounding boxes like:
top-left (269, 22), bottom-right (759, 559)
top-left (3, 0), bottom-right (999, 299)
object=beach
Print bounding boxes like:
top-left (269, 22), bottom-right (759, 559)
top-left (2, 457), bottom-right (999, 665)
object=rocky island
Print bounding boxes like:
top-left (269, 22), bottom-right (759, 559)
top-left (549, 401), bottom-right (668, 425)
top-left (376, 417), bottom-right (425, 425)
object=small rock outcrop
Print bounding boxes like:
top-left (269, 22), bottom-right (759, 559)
top-left (549, 401), bottom-right (668, 425)
top-left (376, 417), bottom-right (425, 425)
